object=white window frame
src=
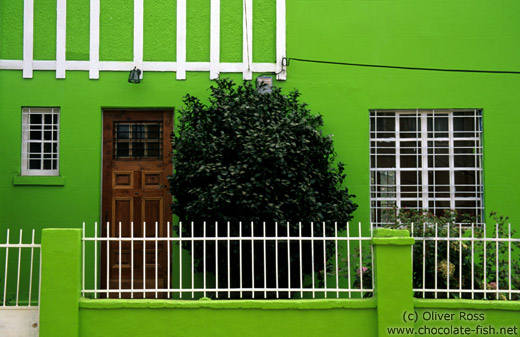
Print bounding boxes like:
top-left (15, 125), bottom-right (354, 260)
top-left (21, 107), bottom-right (60, 176)
top-left (369, 109), bottom-right (483, 226)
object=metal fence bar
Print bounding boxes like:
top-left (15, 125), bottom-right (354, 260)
top-left (334, 222), bottom-right (339, 298)
top-left (131, 222), bottom-right (134, 299)
top-left (81, 222), bottom-right (381, 300)
top-left (16, 230), bottom-right (22, 306)
top-left (3, 229), bottom-right (10, 306)
top-left (509, 223), bottom-right (512, 300)
top-left (347, 222), bottom-right (351, 299)
top-left (310, 222), bottom-right (315, 299)
top-left (28, 229), bottom-right (35, 306)
top-left (411, 222), bottom-right (519, 300)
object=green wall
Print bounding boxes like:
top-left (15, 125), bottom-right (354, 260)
top-left (2, 0), bottom-right (520, 235)
top-left (37, 228), bottom-right (520, 337)
top-left (79, 300), bottom-right (377, 337)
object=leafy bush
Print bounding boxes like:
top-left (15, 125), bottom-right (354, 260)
top-left (354, 209), bottom-right (520, 300)
top-left (169, 79), bottom-right (357, 298)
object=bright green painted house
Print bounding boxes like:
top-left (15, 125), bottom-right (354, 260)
top-left (2, 1), bottom-right (520, 335)
top-left (1, 0), bottom-right (520, 234)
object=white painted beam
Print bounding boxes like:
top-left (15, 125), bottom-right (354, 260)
top-left (242, 0), bottom-right (253, 80)
top-left (23, 0), bottom-right (34, 79)
top-left (134, 0), bottom-right (144, 79)
top-left (276, 0), bottom-right (286, 80)
top-left (56, 0), bottom-right (67, 78)
top-left (210, 0), bottom-right (220, 79)
top-left (176, 0), bottom-right (186, 80)
top-left (89, 0), bottom-right (100, 79)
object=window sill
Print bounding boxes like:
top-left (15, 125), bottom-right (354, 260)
top-left (13, 176), bottom-right (65, 186)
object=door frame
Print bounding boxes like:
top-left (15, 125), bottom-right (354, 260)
top-left (99, 108), bottom-right (174, 296)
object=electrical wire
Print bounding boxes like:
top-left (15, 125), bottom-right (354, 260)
top-left (285, 57), bottom-right (520, 75)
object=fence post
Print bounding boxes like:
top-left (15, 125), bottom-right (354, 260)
top-left (40, 229), bottom-right (82, 337)
top-left (373, 228), bottom-right (415, 337)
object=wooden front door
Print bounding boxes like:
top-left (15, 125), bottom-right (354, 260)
top-left (101, 110), bottom-right (173, 298)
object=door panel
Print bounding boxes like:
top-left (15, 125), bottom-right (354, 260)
top-left (102, 110), bottom-right (173, 298)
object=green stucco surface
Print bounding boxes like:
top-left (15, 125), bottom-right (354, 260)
top-left (1, 0), bottom-right (519, 233)
top-left (66, 0), bottom-right (90, 61)
top-left (0, 0), bottom-right (23, 59)
top-left (2, 2), bottom-right (520, 336)
top-left (100, 0), bottom-right (133, 61)
top-left (187, 0), bottom-right (210, 62)
top-left (220, 0), bottom-right (242, 63)
top-left (34, 228), bottom-right (520, 337)
top-left (79, 306), bottom-right (377, 337)
top-left (33, 0), bottom-right (56, 60)
top-left (40, 229), bottom-right (81, 337)
top-left (144, 0), bottom-right (176, 62)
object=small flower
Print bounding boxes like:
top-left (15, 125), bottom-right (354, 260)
top-left (487, 282), bottom-right (497, 290)
top-left (438, 260), bottom-right (455, 279)
top-left (357, 266), bottom-right (368, 276)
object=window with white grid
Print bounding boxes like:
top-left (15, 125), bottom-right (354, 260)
top-left (370, 109), bottom-right (483, 226)
top-left (21, 107), bottom-right (60, 176)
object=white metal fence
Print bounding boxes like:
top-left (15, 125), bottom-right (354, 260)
top-left (409, 222), bottom-right (520, 300)
top-left (82, 222), bottom-right (374, 299)
top-left (1, 229), bottom-right (41, 307)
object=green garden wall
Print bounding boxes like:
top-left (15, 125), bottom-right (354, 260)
top-left (38, 228), bottom-right (520, 337)
top-left (79, 299), bottom-right (377, 337)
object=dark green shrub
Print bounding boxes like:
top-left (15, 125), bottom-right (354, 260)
top-left (169, 79), bottom-right (357, 298)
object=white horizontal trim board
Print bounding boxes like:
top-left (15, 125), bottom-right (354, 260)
top-left (0, 61), bottom-right (278, 74)
top-left (3, 1), bottom-right (286, 80)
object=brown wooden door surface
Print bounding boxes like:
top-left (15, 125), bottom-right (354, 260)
top-left (101, 110), bottom-right (173, 298)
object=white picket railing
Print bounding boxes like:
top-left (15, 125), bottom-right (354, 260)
top-left (0, 229), bottom-right (41, 307)
top-left (82, 222), bottom-right (374, 299)
top-left (410, 222), bottom-right (520, 300)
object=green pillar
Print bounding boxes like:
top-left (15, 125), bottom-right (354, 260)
top-left (373, 228), bottom-right (415, 337)
top-left (40, 229), bottom-right (82, 337)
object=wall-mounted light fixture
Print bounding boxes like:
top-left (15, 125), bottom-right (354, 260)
top-left (128, 67), bottom-right (142, 83)
top-left (256, 76), bottom-right (273, 94)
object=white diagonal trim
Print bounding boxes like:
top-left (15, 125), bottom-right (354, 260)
top-left (242, 0), bottom-right (253, 80)
top-left (23, 0), bottom-right (34, 79)
top-left (276, 0), bottom-right (286, 80)
top-left (176, 0), bottom-right (186, 80)
top-left (210, 0), bottom-right (220, 80)
top-left (89, 0), bottom-right (100, 79)
top-left (134, 0), bottom-right (144, 78)
top-left (56, 0), bottom-right (67, 78)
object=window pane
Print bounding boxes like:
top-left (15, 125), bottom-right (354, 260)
top-left (370, 109), bottom-right (482, 225)
top-left (22, 108), bottom-right (60, 175)
top-left (114, 122), bottom-right (162, 159)
top-left (29, 143), bottom-right (41, 154)
top-left (117, 124), bottom-right (130, 139)
top-left (30, 130), bottom-right (42, 140)
top-left (30, 114), bottom-right (42, 124)
top-left (29, 160), bottom-right (41, 169)
top-left (401, 171), bottom-right (421, 198)
top-left (400, 116), bottom-right (420, 138)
